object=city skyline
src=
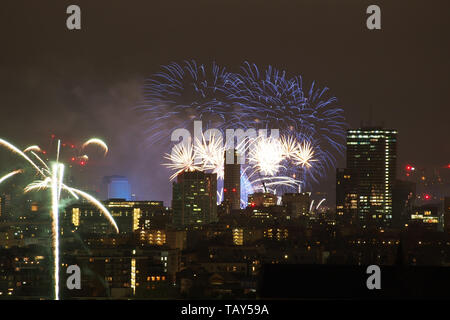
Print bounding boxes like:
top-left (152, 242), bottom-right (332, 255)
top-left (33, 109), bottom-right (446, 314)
top-left (0, 1), bottom-right (449, 204)
top-left (0, 122), bottom-right (448, 208)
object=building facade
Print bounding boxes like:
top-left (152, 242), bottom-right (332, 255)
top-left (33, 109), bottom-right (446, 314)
top-left (445, 197), bottom-right (450, 233)
top-left (172, 170), bottom-right (217, 226)
top-left (223, 149), bottom-right (241, 211)
top-left (63, 200), bottom-right (167, 235)
top-left (282, 192), bottom-right (311, 218)
top-left (338, 127), bottom-right (397, 228)
top-left (336, 168), bottom-right (359, 225)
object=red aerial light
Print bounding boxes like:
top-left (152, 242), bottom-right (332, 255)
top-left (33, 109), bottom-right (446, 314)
top-left (80, 161), bottom-right (86, 166)
top-left (232, 188), bottom-right (236, 192)
top-left (250, 202), bottom-right (256, 207)
top-left (223, 188), bottom-right (228, 193)
top-left (424, 194), bottom-right (431, 200)
top-left (447, 164), bottom-right (450, 169)
top-left (71, 157), bottom-right (75, 161)
top-left (71, 144), bottom-right (75, 149)
top-left (42, 150), bottom-right (47, 154)
top-left (406, 165), bottom-right (411, 171)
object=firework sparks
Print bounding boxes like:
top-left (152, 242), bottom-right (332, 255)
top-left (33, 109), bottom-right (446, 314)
top-left (309, 200), bottom-right (315, 213)
top-left (249, 176), bottom-right (301, 191)
top-left (0, 137), bottom-right (118, 300)
top-left (164, 142), bottom-right (200, 180)
top-left (316, 198), bottom-right (326, 210)
top-left (30, 151), bottom-right (50, 172)
top-left (194, 132), bottom-right (225, 179)
top-left (139, 61), bottom-right (233, 144)
top-left (24, 177), bottom-right (51, 193)
top-left (23, 145), bottom-right (41, 153)
top-left (0, 138), bottom-right (45, 176)
top-left (248, 136), bottom-right (284, 177)
top-left (82, 138), bottom-right (109, 156)
top-left (280, 135), bottom-right (298, 159)
top-left (293, 140), bottom-right (317, 168)
top-left (0, 169), bottom-right (23, 185)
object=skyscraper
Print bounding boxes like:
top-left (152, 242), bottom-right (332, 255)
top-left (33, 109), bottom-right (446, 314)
top-left (392, 179), bottom-right (416, 228)
top-left (339, 127), bottom-right (397, 228)
top-left (172, 170), bottom-right (217, 226)
top-left (223, 149), bottom-right (241, 211)
top-left (335, 168), bottom-right (359, 225)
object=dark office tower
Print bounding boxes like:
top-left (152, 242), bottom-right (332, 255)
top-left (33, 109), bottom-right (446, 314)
top-left (282, 192), bottom-right (311, 217)
top-left (335, 168), bottom-right (359, 226)
top-left (0, 193), bottom-right (11, 220)
top-left (223, 149), bottom-right (241, 211)
top-left (346, 127), bottom-right (397, 228)
top-left (392, 179), bottom-right (416, 228)
top-left (172, 170), bottom-right (217, 226)
top-left (445, 197), bottom-right (450, 233)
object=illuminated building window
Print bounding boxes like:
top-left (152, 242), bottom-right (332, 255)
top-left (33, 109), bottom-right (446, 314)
top-left (72, 208), bottom-right (80, 227)
top-left (133, 208), bottom-right (141, 231)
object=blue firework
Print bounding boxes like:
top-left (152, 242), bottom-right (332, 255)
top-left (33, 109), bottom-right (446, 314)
top-left (224, 62), bottom-right (346, 189)
top-left (138, 60), bottom-right (234, 144)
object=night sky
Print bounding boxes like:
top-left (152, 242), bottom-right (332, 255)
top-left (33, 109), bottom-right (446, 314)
top-left (0, 0), bottom-right (449, 205)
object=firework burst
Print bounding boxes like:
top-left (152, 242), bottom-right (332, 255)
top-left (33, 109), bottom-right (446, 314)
top-left (163, 141), bottom-right (200, 180)
top-left (225, 62), bottom-right (346, 188)
top-left (247, 135), bottom-right (284, 177)
top-left (142, 60), bottom-right (346, 191)
top-left (292, 140), bottom-right (317, 168)
top-left (164, 134), bottom-right (312, 206)
top-left (82, 138), bottom-right (109, 156)
top-left (139, 60), bottom-right (235, 144)
top-left (0, 137), bottom-right (118, 300)
top-left (194, 132), bottom-right (225, 179)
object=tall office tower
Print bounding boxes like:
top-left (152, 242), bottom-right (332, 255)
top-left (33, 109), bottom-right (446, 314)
top-left (223, 149), bottom-right (241, 211)
top-left (392, 179), bottom-right (416, 228)
top-left (346, 127), bottom-right (397, 228)
top-left (172, 170), bottom-right (217, 226)
top-left (104, 175), bottom-right (131, 200)
top-left (335, 168), bottom-right (359, 225)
